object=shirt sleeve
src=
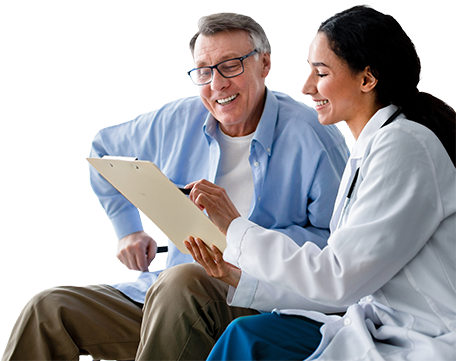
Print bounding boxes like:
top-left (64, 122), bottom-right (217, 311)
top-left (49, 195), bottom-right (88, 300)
top-left (224, 125), bottom-right (444, 308)
top-left (274, 139), bottom-right (348, 249)
top-left (89, 111), bottom-right (161, 239)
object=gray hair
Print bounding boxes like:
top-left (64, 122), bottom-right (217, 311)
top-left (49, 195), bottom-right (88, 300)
top-left (189, 13), bottom-right (271, 57)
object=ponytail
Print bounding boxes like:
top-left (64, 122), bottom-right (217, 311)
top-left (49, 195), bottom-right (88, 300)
top-left (401, 92), bottom-right (455, 165)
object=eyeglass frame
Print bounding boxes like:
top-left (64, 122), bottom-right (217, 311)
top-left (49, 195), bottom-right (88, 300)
top-left (187, 49), bottom-right (258, 86)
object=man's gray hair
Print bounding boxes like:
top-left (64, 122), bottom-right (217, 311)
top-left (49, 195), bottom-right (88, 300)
top-left (189, 13), bottom-right (271, 56)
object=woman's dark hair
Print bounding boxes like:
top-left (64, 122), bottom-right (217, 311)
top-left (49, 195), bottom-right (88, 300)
top-left (319, 5), bottom-right (455, 165)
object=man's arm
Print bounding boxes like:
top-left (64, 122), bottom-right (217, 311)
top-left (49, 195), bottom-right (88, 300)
top-left (90, 114), bottom-right (160, 271)
top-left (271, 138), bottom-right (348, 249)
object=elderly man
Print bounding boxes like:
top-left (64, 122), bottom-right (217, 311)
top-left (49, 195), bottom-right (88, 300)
top-left (2, 13), bottom-right (347, 361)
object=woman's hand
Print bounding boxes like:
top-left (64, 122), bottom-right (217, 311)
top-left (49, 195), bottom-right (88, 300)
top-left (185, 179), bottom-right (241, 235)
top-left (184, 236), bottom-right (241, 288)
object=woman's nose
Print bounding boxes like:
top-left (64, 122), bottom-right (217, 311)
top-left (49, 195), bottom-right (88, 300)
top-left (302, 74), bottom-right (316, 95)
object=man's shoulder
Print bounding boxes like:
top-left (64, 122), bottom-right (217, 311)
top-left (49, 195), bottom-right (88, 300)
top-left (272, 91), bottom-right (317, 122)
top-left (271, 91), bottom-right (321, 130)
top-left (98, 96), bottom-right (208, 135)
top-left (163, 95), bottom-right (205, 108)
top-left (158, 97), bottom-right (210, 133)
top-left (151, 95), bottom-right (207, 116)
top-left (270, 90), bottom-right (345, 148)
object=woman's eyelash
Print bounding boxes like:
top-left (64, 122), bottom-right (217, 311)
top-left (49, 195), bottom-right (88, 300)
top-left (317, 73), bottom-right (328, 78)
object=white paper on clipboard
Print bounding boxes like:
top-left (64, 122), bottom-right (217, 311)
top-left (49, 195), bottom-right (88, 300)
top-left (87, 156), bottom-right (226, 254)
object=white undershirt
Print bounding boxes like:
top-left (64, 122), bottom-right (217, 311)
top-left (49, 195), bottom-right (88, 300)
top-left (215, 126), bottom-right (254, 218)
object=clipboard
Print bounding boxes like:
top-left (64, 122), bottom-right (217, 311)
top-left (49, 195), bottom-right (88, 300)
top-left (87, 156), bottom-right (226, 254)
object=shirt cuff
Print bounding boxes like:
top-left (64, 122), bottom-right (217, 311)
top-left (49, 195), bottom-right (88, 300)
top-left (224, 217), bottom-right (258, 267)
top-left (109, 207), bottom-right (143, 240)
top-left (226, 271), bottom-right (259, 308)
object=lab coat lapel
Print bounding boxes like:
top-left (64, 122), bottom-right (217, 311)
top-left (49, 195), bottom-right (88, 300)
top-left (330, 105), bottom-right (400, 233)
top-left (330, 157), bottom-right (360, 232)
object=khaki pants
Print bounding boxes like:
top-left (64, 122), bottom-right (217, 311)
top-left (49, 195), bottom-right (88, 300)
top-left (2, 263), bottom-right (259, 360)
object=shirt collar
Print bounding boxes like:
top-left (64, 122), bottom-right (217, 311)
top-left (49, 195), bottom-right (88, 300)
top-left (350, 104), bottom-right (400, 159)
top-left (203, 88), bottom-right (277, 156)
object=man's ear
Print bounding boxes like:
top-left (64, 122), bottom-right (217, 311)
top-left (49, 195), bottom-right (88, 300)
top-left (261, 53), bottom-right (271, 78)
top-left (361, 66), bottom-right (378, 93)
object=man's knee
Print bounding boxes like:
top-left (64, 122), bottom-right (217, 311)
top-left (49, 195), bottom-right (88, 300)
top-left (24, 286), bottom-right (72, 315)
top-left (144, 263), bottom-right (227, 305)
top-left (9, 286), bottom-right (82, 338)
top-left (160, 263), bottom-right (207, 284)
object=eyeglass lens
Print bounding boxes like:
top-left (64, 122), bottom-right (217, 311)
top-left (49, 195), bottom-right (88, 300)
top-left (191, 58), bottom-right (244, 85)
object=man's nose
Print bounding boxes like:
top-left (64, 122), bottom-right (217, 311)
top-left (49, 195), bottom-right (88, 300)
top-left (211, 68), bottom-right (229, 91)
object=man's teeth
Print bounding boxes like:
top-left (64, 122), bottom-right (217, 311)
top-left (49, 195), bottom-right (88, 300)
top-left (316, 100), bottom-right (328, 106)
top-left (217, 94), bottom-right (237, 105)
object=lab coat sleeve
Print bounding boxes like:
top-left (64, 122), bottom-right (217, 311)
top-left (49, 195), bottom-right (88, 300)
top-left (89, 111), bottom-right (161, 239)
top-left (224, 125), bottom-right (444, 308)
top-left (227, 271), bottom-right (347, 313)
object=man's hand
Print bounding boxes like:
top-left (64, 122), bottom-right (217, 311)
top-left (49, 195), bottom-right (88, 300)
top-left (185, 179), bottom-right (241, 235)
top-left (184, 236), bottom-right (241, 288)
top-left (117, 231), bottom-right (157, 272)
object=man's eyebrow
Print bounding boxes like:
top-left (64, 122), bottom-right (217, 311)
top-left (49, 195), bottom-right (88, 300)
top-left (195, 52), bottom-right (244, 68)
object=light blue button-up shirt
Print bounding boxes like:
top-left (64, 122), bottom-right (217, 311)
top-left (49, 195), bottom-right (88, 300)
top-left (89, 89), bottom-right (349, 303)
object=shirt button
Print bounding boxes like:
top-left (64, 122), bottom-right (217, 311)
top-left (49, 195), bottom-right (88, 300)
top-left (343, 318), bottom-right (351, 326)
top-left (366, 296), bottom-right (373, 303)
top-left (254, 161), bottom-right (260, 167)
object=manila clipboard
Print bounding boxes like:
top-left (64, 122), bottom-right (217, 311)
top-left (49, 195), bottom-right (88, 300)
top-left (87, 156), bottom-right (226, 254)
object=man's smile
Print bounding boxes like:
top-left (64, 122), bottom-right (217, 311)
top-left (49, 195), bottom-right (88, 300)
top-left (216, 94), bottom-right (238, 105)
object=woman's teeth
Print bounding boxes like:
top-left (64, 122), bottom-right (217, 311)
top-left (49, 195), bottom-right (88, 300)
top-left (217, 94), bottom-right (237, 105)
top-left (316, 100), bottom-right (328, 106)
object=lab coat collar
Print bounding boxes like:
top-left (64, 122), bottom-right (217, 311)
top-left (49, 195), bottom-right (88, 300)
top-left (202, 88), bottom-right (277, 156)
top-left (351, 105), bottom-right (400, 159)
top-left (329, 105), bottom-right (401, 232)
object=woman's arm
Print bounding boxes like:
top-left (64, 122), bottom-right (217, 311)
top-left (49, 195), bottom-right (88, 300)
top-left (224, 125), bottom-right (444, 307)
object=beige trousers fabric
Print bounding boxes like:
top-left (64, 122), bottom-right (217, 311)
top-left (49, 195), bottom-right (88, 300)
top-left (136, 263), bottom-right (259, 360)
top-left (2, 263), bottom-right (259, 360)
top-left (2, 284), bottom-right (142, 360)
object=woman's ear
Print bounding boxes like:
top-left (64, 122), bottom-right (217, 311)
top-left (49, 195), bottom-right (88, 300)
top-left (361, 66), bottom-right (378, 93)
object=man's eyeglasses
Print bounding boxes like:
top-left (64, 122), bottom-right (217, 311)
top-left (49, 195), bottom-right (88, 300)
top-left (188, 50), bottom-right (258, 86)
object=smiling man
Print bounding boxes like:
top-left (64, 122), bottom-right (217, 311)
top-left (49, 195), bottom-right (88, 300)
top-left (2, 13), bottom-right (348, 361)
top-left (192, 30), bottom-right (269, 137)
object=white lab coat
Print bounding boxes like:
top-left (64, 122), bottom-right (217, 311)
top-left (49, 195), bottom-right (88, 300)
top-left (224, 105), bottom-right (456, 360)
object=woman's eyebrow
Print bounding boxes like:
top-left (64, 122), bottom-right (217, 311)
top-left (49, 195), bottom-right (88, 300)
top-left (311, 61), bottom-right (329, 68)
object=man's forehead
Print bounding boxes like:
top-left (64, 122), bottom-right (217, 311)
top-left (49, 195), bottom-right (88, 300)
top-left (193, 31), bottom-right (252, 65)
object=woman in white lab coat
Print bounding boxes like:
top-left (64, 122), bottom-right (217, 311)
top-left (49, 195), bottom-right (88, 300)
top-left (184, 5), bottom-right (455, 361)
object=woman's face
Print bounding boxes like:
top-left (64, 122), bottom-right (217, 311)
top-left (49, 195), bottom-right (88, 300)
top-left (302, 33), bottom-right (370, 132)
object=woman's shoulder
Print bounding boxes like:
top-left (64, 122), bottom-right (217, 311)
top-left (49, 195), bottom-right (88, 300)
top-left (374, 118), bottom-right (445, 155)
top-left (368, 118), bottom-right (454, 176)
